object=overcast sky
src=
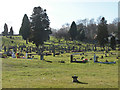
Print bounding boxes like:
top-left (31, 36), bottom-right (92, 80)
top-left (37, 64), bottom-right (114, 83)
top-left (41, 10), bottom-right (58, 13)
top-left (0, 0), bottom-right (119, 34)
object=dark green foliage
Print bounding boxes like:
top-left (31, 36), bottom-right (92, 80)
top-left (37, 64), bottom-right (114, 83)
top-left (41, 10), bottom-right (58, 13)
top-left (2, 23), bottom-right (8, 36)
top-left (9, 27), bottom-right (14, 35)
top-left (29, 30), bottom-right (50, 47)
top-left (19, 14), bottom-right (31, 43)
top-left (110, 36), bottom-right (116, 50)
top-left (97, 17), bottom-right (108, 48)
top-left (29, 6), bottom-right (51, 47)
top-left (69, 21), bottom-right (77, 40)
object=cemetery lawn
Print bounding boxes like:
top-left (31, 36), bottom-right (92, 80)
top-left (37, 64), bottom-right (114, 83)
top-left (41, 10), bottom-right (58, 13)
top-left (1, 36), bottom-right (118, 88)
top-left (2, 52), bottom-right (118, 88)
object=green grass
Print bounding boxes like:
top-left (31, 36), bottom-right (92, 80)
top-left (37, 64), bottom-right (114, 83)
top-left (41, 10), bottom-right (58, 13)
top-left (2, 52), bottom-right (118, 88)
top-left (1, 35), bottom-right (119, 88)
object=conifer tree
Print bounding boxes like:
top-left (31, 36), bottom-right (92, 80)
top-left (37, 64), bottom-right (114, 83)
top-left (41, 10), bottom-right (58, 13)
top-left (29, 6), bottom-right (51, 47)
top-left (2, 23), bottom-right (8, 36)
top-left (19, 14), bottom-right (31, 44)
top-left (69, 21), bottom-right (77, 40)
top-left (97, 17), bottom-right (108, 48)
top-left (9, 26), bottom-right (14, 35)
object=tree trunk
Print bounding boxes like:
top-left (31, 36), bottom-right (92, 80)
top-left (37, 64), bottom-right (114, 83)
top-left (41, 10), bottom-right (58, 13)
top-left (40, 45), bottom-right (44, 60)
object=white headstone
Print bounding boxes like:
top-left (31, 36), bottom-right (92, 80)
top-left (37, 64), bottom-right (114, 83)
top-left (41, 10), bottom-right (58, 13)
top-left (12, 51), bottom-right (16, 58)
top-left (26, 53), bottom-right (28, 59)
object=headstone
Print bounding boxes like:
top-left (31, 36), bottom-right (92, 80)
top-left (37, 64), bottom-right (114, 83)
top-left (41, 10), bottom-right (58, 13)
top-left (106, 50), bottom-right (108, 53)
top-left (94, 54), bottom-right (98, 62)
top-left (70, 55), bottom-right (73, 63)
top-left (29, 47), bottom-right (31, 53)
top-left (52, 45), bottom-right (55, 57)
top-left (81, 56), bottom-right (84, 60)
top-left (105, 53), bottom-right (107, 57)
top-left (72, 46), bottom-right (75, 51)
top-left (26, 52), bottom-right (28, 59)
top-left (116, 57), bottom-right (119, 59)
top-left (12, 51), bottom-right (16, 58)
top-left (58, 61), bottom-right (65, 63)
top-left (4, 46), bottom-right (6, 52)
top-left (72, 75), bottom-right (78, 82)
top-left (101, 56), bottom-right (103, 59)
top-left (105, 60), bottom-right (108, 62)
top-left (90, 58), bottom-right (92, 60)
top-left (40, 54), bottom-right (44, 60)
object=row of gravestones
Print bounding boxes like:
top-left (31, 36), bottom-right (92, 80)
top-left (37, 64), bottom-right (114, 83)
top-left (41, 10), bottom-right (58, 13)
top-left (52, 43), bottom-right (111, 52)
top-left (1, 42), bottom-right (113, 60)
top-left (6, 36), bottom-right (21, 40)
top-left (2, 45), bottom-right (79, 57)
top-left (3, 43), bottom-right (110, 52)
top-left (2, 44), bottom-right (110, 55)
top-left (95, 52), bottom-right (118, 62)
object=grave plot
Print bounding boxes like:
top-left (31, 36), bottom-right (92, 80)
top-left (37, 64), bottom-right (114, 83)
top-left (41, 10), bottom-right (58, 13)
top-left (70, 53), bottom-right (89, 63)
top-left (93, 52), bottom-right (117, 64)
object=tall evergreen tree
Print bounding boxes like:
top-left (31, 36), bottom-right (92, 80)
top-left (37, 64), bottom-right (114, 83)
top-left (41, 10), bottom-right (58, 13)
top-left (19, 14), bottom-right (31, 44)
top-left (97, 17), bottom-right (108, 48)
top-left (69, 21), bottom-right (77, 40)
top-left (2, 23), bottom-right (8, 36)
top-left (9, 26), bottom-right (14, 35)
top-left (29, 6), bottom-right (51, 47)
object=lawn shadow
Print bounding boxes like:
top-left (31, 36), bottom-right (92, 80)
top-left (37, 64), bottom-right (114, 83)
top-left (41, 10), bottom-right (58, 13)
top-left (73, 80), bottom-right (88, 84)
